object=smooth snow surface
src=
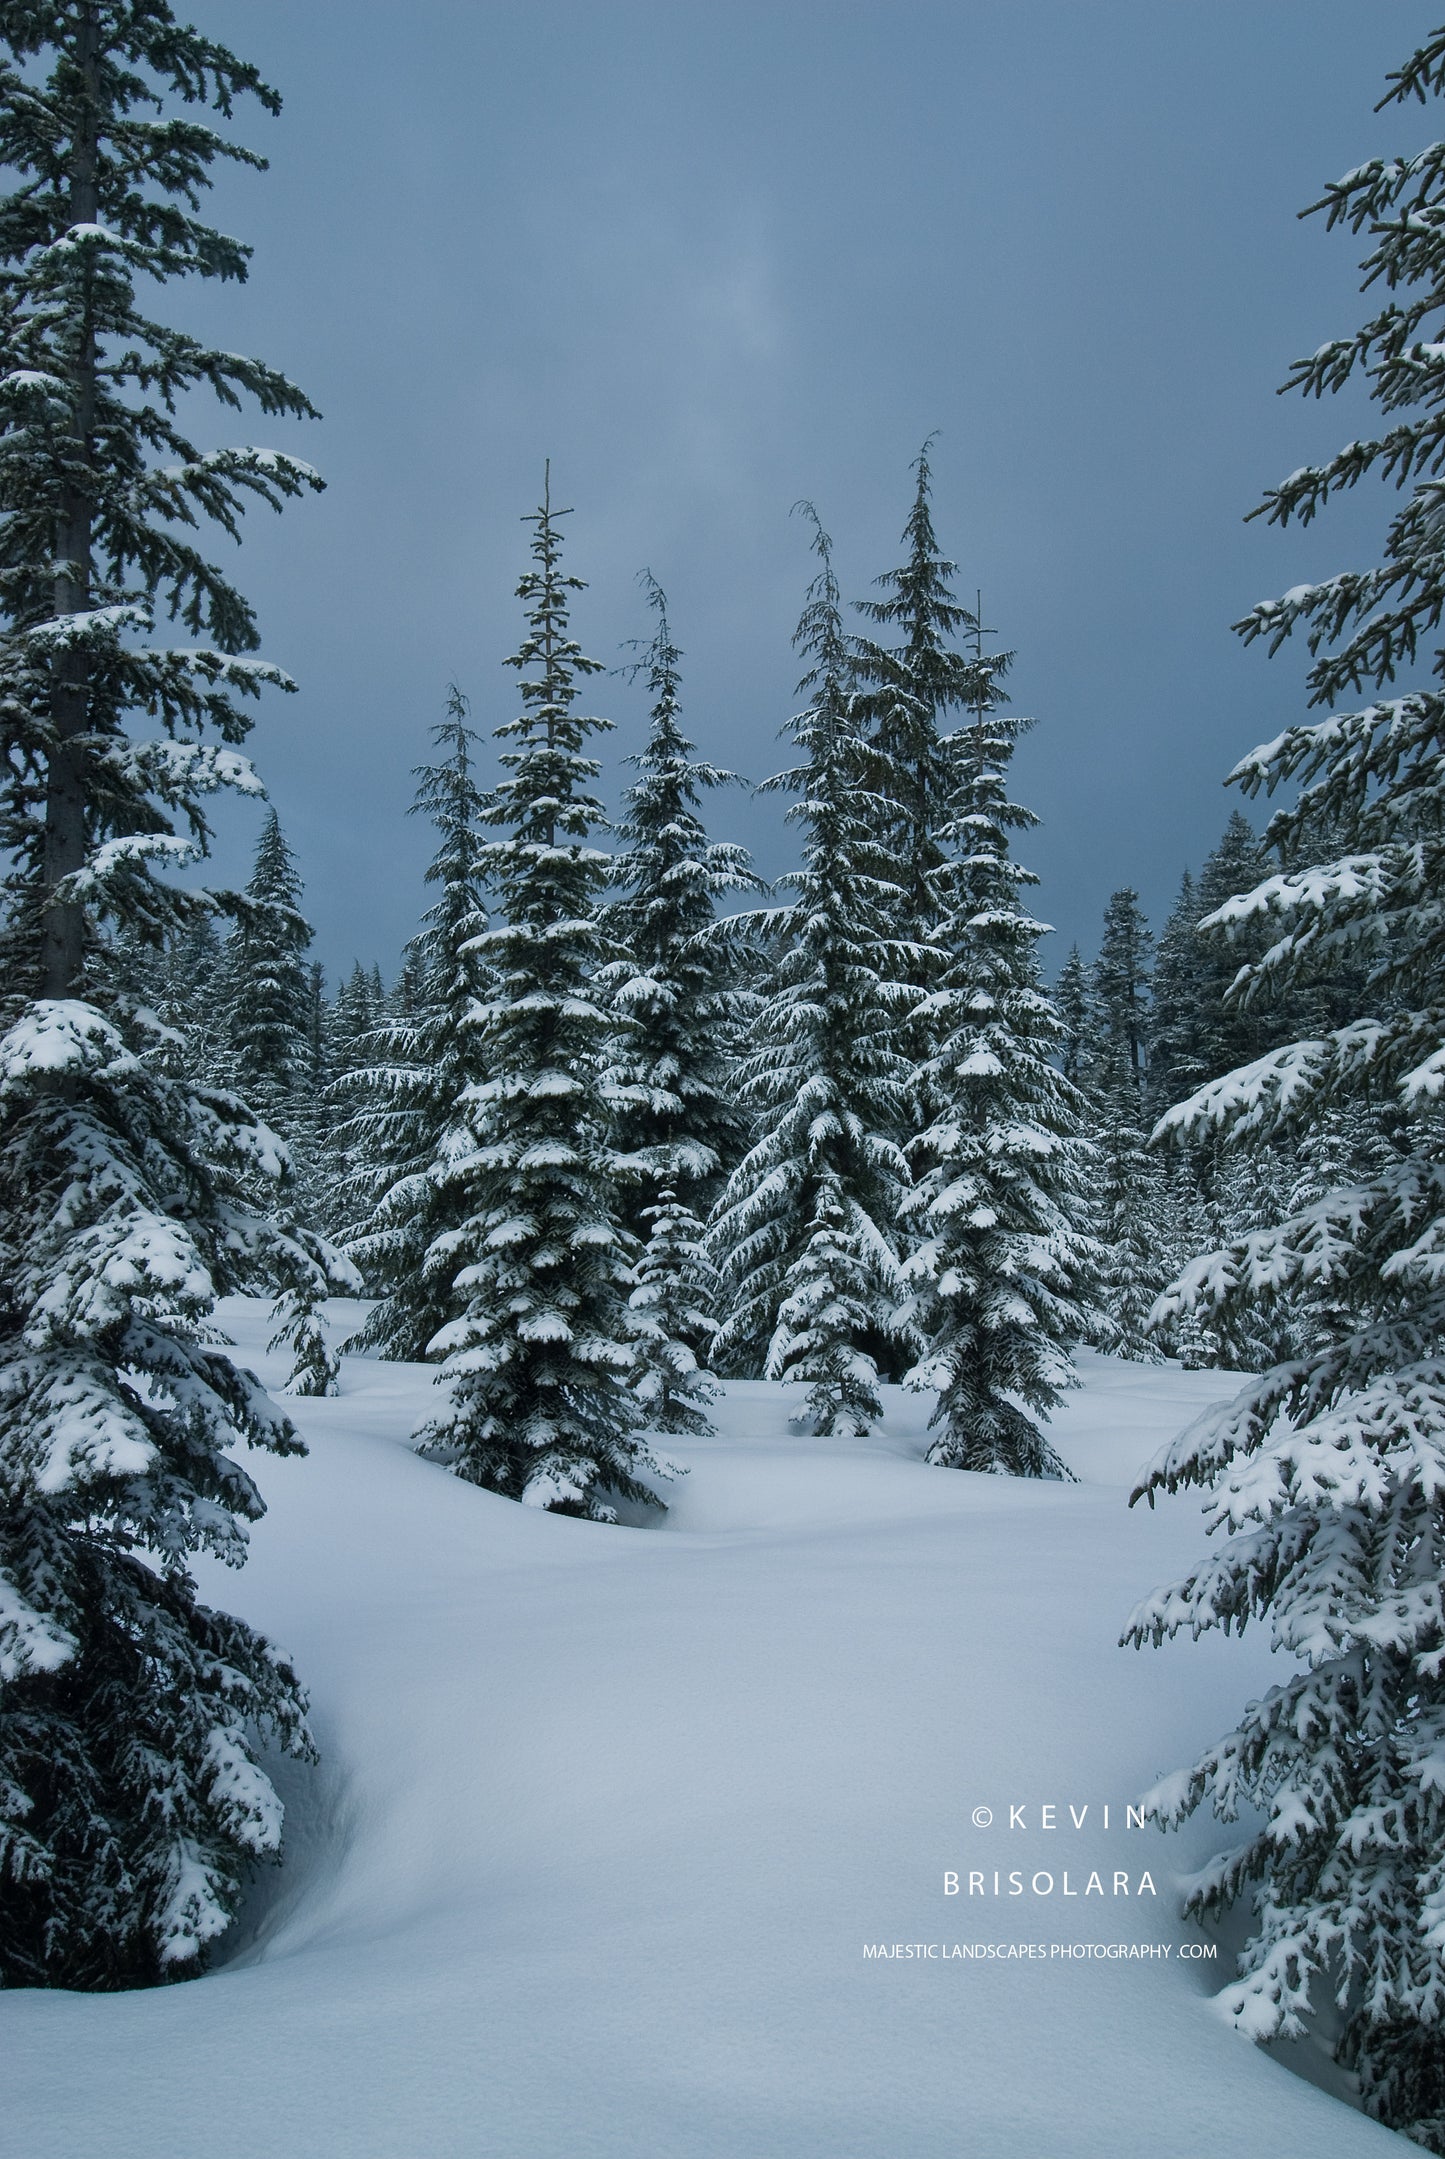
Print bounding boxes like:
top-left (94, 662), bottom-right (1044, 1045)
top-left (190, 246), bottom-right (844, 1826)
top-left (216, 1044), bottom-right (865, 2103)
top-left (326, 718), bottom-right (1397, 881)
top-left (5, 1308), bottom-right (1401, 2158)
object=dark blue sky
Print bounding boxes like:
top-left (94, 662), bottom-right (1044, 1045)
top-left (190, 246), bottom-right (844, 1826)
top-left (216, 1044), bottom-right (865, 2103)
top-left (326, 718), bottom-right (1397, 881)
top-left (179, 1), bottom-right (1438, 981)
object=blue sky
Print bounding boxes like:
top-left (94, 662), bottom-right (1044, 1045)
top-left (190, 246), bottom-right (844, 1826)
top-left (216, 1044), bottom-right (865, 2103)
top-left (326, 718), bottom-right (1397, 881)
top-left (177, 1), bottom-right (1439, 980)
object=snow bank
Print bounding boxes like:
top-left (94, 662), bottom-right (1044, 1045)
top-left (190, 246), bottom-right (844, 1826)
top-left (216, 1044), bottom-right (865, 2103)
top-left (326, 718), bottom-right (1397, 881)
top-left (3, 1305), bottom-right (1398, 2157)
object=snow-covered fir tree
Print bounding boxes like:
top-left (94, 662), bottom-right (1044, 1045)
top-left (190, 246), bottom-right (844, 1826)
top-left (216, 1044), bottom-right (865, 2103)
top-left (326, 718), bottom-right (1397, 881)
top-left (1147, 817), bottom-right (1275, 1132)
top-left (1088, 889), bottom-right (1167, 1359)
top-left (1055, 944), bottom-right (1091, 1084)
top-left (1090, 1065), bottom-right (1166, 1362)
top-left (1146, 867), bottom-right (1205, 1125)
top-left (387, 944), bottom-right (429, 1024)
top-left (606, 575), bottom-right (757, 1432)
top-left (227, 810), bottom-right (313, 1128)
top-left (341, 686), bottom-right (492, 1361)
top-left (322, 960), bottom-right (385, 1233)
top-left (1127, 34), bottom-right (1445, 2146)
top-left (628, 1185), bottom-right (723, 1434)
top-left (852, 441), bottom-right (988, 1073)
top-left (0, 4), bottom-right (328, 1986)
top-left (709, 511), bottom-right (917, 1433)
top-left (899, 655), bottom-right (1095, 1477)
top-left (1092, 887), bottom-right (1152, 1086)
top-left (1189, 811), bottom-right (1277, 1078)
top-left (295, 957), bottom-right (332, 1202)
top-left (413, 474), bottom-right (667, 1518)
top-left (220, 810), bottom-right (351, 1396)
top-left (330, 961), bottom-right (383, 1083)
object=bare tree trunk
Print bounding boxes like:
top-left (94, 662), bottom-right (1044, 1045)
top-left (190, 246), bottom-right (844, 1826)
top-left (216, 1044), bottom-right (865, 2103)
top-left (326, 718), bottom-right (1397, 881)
top-left (41, 2), bottom-right (100, 1000)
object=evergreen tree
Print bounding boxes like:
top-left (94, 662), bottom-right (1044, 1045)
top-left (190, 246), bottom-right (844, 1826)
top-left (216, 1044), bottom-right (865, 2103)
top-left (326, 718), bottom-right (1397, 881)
top-left (1147, 868), bottom-right (1205, 1123)
top-left (387, 944), bottom-right (429, 1022)
top-left (1091, 1067), bottom-right (1167, 1362)
top-left (606, 575), bottom-right (757, 1429)
top-left (1189, 811), bottom-right (1276, 1081)
top-left (342, 686), bottom-right (492, 1361)
top-left (628, 1186), bottom-right (722, 1436)
top-left (330, 961), bottom-right (382, 1081)
top-left (414, 474), bottom-right (667, 1518)
top-left (1055, 945), bottom-right (1092, 1084)
top-left (1148, 1166), bottom-right (1214, 1364)
top-left (0, 5), bottom-right (323, 1986)
top-left (227, 809), bottom-right (313, 1126)
top-left (323, 959), bottom-right (384, 1234)
top-left (710, 512), bottom-right (916, 1433)
top-left (1127, 35), bottom-right (1445, 2146)
top-left (899, 653), bottom-right (1095, 1476)
top-left (852, 441), bottom-right (989, 1048)
top-left (1092, 888), bottom-right (1153, 1083)
top-left (1089, 890), bottom-right (1166, 1359)
top-left (226, 810), bottom-right (351, 1394)
top-left (294, 957), bottom-right (332, 1206)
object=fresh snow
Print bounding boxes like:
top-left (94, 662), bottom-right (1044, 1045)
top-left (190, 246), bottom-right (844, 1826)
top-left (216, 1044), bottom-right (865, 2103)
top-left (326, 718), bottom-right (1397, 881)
top-left (3, 1300), bottom-right (1401, 2157)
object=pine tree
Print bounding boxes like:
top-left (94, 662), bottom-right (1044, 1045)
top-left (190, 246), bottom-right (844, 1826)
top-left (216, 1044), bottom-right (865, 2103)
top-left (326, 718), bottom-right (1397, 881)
top-left (342, 686), bottom-right (492, 1362)
top-left (606, 575), bottom-right (757, 1430)
top-left (709, 511), bottom-right (916, 1433)
top-left (0, 5), bottom-right (323, 1986)
top-left (414, 473), bottom-right (667, 1518)
top-left (899, 645), bottom-right (1095, 1477)
top-left (1126, 34), bottom-right (1445, 2146)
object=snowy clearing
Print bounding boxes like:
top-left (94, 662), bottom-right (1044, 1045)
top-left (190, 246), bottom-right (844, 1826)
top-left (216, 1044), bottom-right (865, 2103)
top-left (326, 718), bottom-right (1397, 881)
top-left (4, 1302), bottom-right (1401, 2158)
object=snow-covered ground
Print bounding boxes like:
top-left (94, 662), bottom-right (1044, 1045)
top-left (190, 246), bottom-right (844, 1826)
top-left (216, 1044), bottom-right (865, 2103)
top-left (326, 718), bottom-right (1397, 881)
top-left (5, 1303), bottom-right (1401, 2158)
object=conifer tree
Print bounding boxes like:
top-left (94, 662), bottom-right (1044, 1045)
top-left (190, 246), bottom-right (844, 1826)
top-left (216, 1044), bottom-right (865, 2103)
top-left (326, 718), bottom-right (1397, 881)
top-left (223, 810), bottom-right (351, 1394)
top-left (414, 474), bottom-right (666, 1518)
top-left (320, 960), bottom-right (388, 1255)
top-left (628, 1186), bottom-right (723, 1434)
top-left (293, 957), bottom-right (332, 1208)
top-left (852, 441), bottom-right (988, 1058)
top-left (388, 945), bottom-right (429, 1022)
top-left (1147, 868), bottom-right (1206, 1123)
top-left (1127, 34), bottom-right (1445, 2145)
top-left (1055, 945), bottom-right (1092, 1084)
top-left (342, 686), bottom-right (492, 1361)
top-left (330, 962), bottom-right (382, 1080)
top-left (227, 809), bottom-right (313, 1127)
top-left (1089, 889), bottom-right (1167, 1359)
top-left (0, 4), bottom-right (323, 1986)
top-left (1189, 811), bottom-right (1277, 1082)
top-left (1092, 888), bottom-right (1153, 1083)
top-left (899, 647), bottom-right (1095, 1476)
top-left (710, 512), bottom-right (917, 1433)
top-left (1091, 1069), bottom-right (1166, 1362)
top-left (606, 576), bottom-right (757, 1430)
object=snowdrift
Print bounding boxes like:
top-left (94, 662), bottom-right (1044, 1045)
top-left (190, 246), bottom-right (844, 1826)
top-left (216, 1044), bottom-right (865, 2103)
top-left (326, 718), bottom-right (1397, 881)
top-left (4, 1303), bottom-right (1401, 2157)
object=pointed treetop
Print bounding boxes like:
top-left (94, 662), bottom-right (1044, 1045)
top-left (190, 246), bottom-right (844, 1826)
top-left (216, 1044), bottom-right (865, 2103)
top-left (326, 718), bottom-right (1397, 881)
top-left (857, 434), bottom-right (976, 651)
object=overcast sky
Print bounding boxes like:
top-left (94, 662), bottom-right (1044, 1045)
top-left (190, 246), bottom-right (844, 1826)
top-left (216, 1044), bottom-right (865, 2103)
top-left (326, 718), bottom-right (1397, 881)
top-left (174, 0), bottom-right (1438, 982)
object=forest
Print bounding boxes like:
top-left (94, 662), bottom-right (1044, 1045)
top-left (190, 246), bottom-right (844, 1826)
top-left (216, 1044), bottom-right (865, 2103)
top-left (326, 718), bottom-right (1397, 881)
top-left (2, 6), bottom-right (1444, 2158)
